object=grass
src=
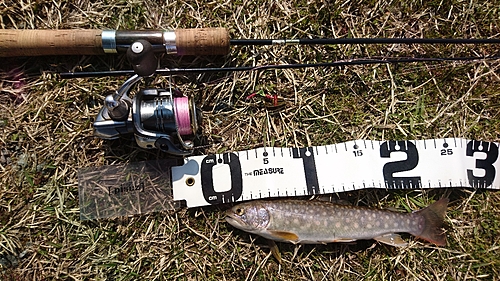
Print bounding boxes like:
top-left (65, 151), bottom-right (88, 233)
top-left (1, 0), bottom-right (500, 280)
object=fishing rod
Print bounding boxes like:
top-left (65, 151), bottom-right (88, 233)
top-left (3, 28), bottom-right (500, 58)
top-left (2, 28), bottom-right (500, 156)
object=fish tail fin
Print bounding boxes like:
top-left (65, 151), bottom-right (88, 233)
top-left (413, 198), bottom-right (449, 246)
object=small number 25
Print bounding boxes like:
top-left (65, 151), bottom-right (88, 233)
top-left (441, 149), bottom-right (453, 156)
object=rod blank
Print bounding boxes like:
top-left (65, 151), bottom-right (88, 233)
top-left (230, 38), bottom-right (500, 46)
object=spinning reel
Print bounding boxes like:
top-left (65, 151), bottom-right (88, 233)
top-left (87, 30), bottom-right (226, 156)
top-left (93, 74), bottom-right (200, 156)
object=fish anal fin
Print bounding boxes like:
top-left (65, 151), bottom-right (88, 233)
top-left (374, 233), bottom-right (408, 247)
top-left (267, 240), bottom-right (282, 264)
top-left (268, 230), bottom-right (299, 242)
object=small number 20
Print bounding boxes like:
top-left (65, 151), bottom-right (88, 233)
top-left (441, 149), bottom-right (453, 156)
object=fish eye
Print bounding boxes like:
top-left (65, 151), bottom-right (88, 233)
top-left (235, 208), bottom-right (244, 216)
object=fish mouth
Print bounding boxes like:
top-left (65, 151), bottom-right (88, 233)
top-left (225, 215), bottom-right (239, 225)
top-left (225, 210), bottom-right (251, 230)
top-left (224, 210), bottom-right (241, 225)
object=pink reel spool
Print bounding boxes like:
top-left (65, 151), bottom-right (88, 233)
top-left (173, 96), bottom-right (194, 136)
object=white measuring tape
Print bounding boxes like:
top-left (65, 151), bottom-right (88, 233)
top-left (78, 138), bottom-right (499, 220)
top-left (172, 138), bottom-right (499, 208)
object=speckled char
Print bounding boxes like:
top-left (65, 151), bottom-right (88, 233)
top-left (225, 198), bottom-right (448, 247)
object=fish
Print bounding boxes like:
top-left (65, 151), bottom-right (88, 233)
top-left (225, 198), bottom-right (448, 247)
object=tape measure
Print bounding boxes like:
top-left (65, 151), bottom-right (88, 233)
top-left (172, 138), bottom-right (499, 208)
top-left (78, 138), bottom-right (499, 220)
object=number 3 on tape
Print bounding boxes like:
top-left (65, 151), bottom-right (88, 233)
top-left (172, 138), bottom-right (500, 208)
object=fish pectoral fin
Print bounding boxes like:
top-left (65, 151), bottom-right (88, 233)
top-left (374, 233), bottom-right (408, 247)
top-left (267, 240), bottom-right (282, 264)
top-left (268, 230), bottom-right (299, 242)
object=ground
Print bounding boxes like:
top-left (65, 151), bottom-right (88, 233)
top-left (1, 0), bottom-right (500, 280)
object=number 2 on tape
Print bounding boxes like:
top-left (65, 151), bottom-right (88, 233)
top-left (380, 141), bottom-right (421, 189)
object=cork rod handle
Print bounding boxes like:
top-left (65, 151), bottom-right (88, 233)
top-left (175, 28), bottom-right (230, 56)
top-left (0, 29), bottom-right (104, 57)
top-left (0, 28), bottom-right (231, 57)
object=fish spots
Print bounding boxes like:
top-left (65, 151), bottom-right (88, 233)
top-left (393, 222), bottom-right (399, 228)
top-left (293, 218), bottom-right (299, 225)
top-left (315, 220), bottom-right (321, 226)
top-left (353, 222), bottom-right (359, 229)
top-left (345, 218), bottom-right (350, 223)
top-left (375, 221), bottom-right (380, 227)
top-left (366, 223), bottom-right (372, 229)
top-left (384, 223), bottom-right (389, 228)
top-left (335, 222), bottom-right (341, 228)
top-left (323, 221), bottom-right (328, 227)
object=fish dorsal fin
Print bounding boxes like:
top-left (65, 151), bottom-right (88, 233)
top-left (269, 230), bottom-right (299, 242)
top-left (374, 233), bottom-right (408, 247)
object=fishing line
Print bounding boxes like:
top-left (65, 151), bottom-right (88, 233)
top-left (174, 96), bottom-right (193, 135)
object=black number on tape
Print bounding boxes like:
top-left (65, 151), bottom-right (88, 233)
top-left (292, 147), bottom-right (320, 195)
top-left (441, 149), bottom-right (453, 156)
top-left (380, 141), bottom-right (421, 189)
top-left (201, 153), bottom-right (243, 204)
top-left (353, 150), bottom-right (363, 157)
top-left (466, 141), bottom-right (498, 188)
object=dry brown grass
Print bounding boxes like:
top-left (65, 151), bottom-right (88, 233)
top-left (1, 0), bottom-right (500, 280)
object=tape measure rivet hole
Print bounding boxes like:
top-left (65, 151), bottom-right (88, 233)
top-left (186, 177), bottom-right (195, 186)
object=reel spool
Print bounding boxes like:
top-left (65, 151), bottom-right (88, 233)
top-left (94, 75), bottom-right (200, 156)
